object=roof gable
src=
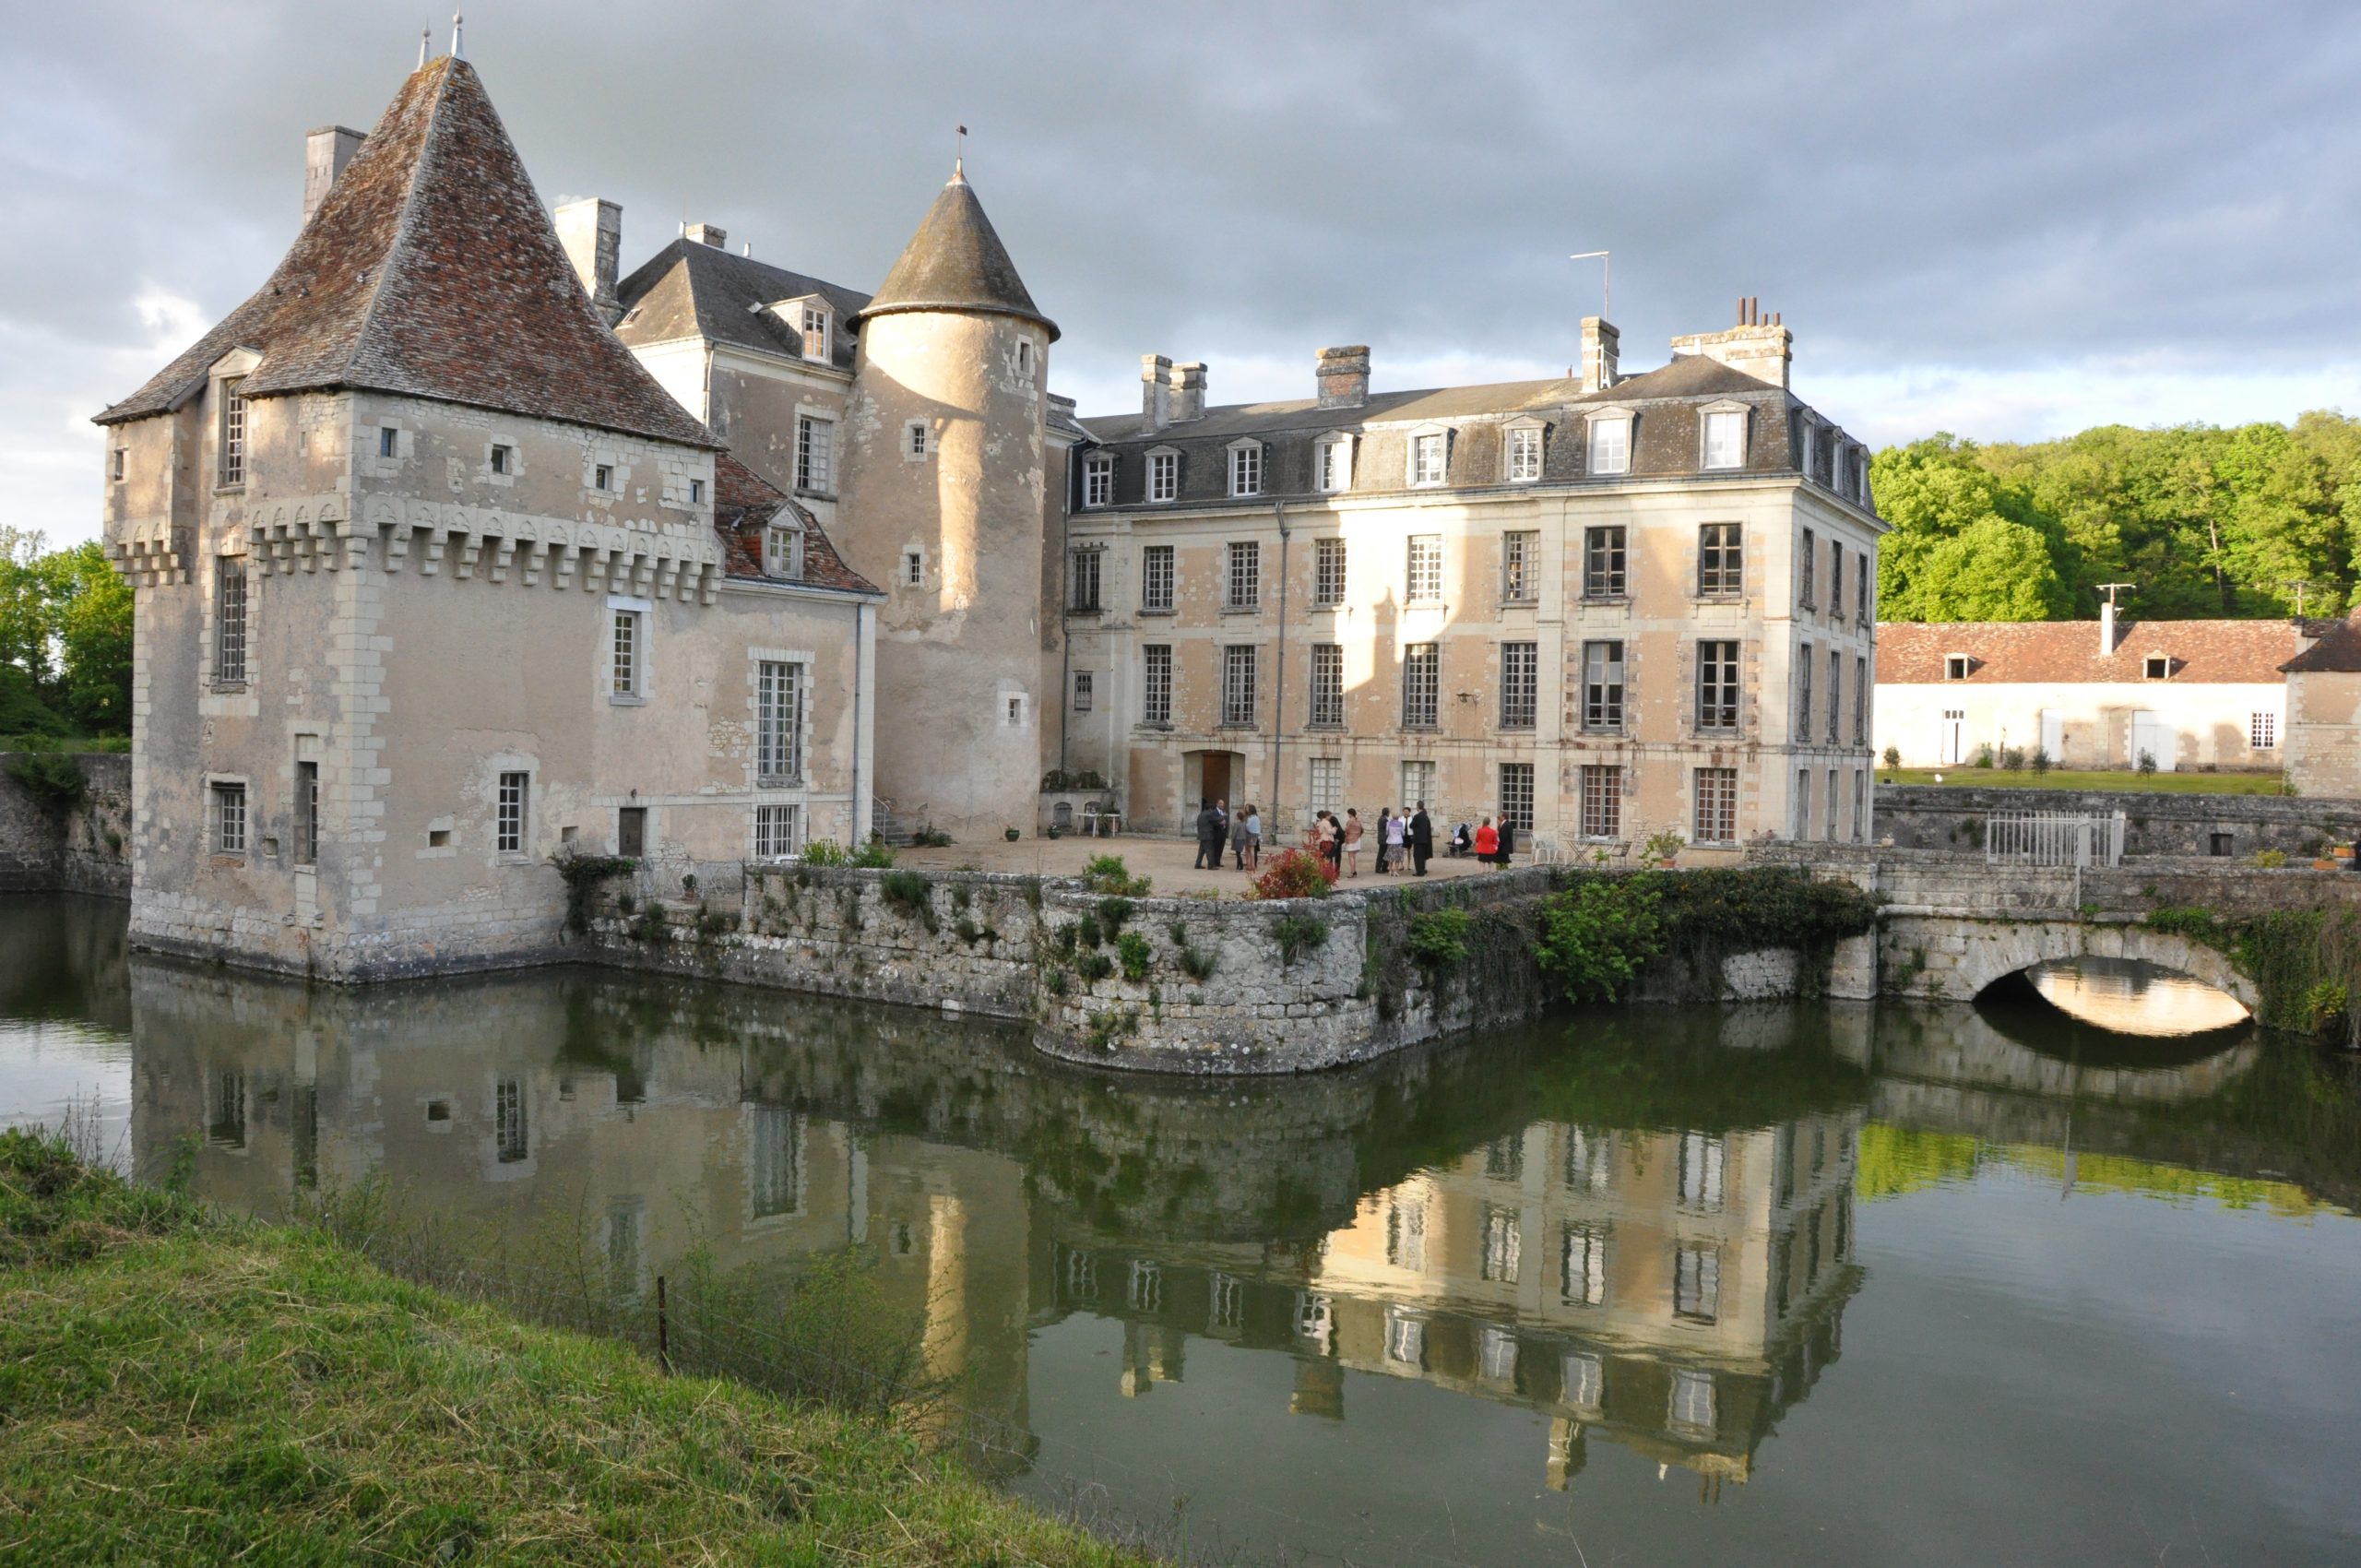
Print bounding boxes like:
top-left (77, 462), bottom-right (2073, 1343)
top-left (856, 167), bottom-right (1056, 340)
top-left (614, 241), bottom-right (871, 369)
top-left (712, 453), bottom-right (879, 594)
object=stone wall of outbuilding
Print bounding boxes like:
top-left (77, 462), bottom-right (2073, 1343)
top-left (0, 753), bottom-right (131, 896)
top-left (1872, 783), bottom-right (2361, 860)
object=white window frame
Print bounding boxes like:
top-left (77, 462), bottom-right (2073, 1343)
top-left (1146, 446), bottom-right (1180, 504)
top-left (1579, 764), bottom-right (1622, 840)
top-left (1406, 534), bottom-right (1442, 603)
top-left (1227, 439), bottom-right (1264, 499)
top-left (1693, 766), bottom-right (1738, 845)
top-left (755, 659), bottom-right (805, 783)
top-left (1500, 642), bottom-right (1538, 730)
top-left (1309, 644), bottom-right (1345, 727)
top-left (495, 769), bottom-right (530, 859)
top-left (1226, 540), bottom-right (1260, 611)
top-left (1403, 643), bottom-right (1441, 729)
top-left (765, 522), bottom-right (803, 579)
top-left (1082, 452), bottom-right (1114, 507)
top-left (1501, 529), bottom-right (1538, 601)
top-left (609, 596), bottom-right (650, 703)
top-left (1500, 761), bottom-right (1535, 831)
top-left (1314, 537), bottom-right (1347, 607)
top-left (2251, 710), bottom-right (2277, 750)
top-left (1699, 401), bottom-right (1749, 470)
top-left (1220, 644), bottom-right (1258, 728)
top-left (904, 421), bottom-right (930, 459)
top-left (1408, 428), bottom-right (1450, 488)
top-left (1141, 544), bottom-right (1175, 612)
top-left (1582, 639), bottom-right (1624, 732)
top-left (1585, 410), bottom-right (1632, 476)
top-left (1315, 434), bottom-right (1353, 493)
top-left (1698, 521), bottom-right (1743, 598)
top-left (794, 414), bottom-right (835, 493)
top-left (1141, 644), bottom-right (1173, 726)
top-left (593, 462), bottom-right (613, 492)
top-left (209, 778), bottom-right (248, 856)
top-left (801, 303), bottom-right (831, 362)
top-left (1505, 421), bottom-right (1545, 482)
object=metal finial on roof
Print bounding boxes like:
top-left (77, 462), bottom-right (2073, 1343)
top-left (418, 28), bottom-right (430, 68)
top-left (954, 125), bottom-right (967, 183)
top-left (451, 12), bottom-right (464, 61)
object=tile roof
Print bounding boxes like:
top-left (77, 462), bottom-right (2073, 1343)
top-left (1878, 620), bottom-right (2297, 685)
top-left (855, 167), bottom-right (1057, 340)
top-left (613, 240), bottom-right (870, 370)
top-left (712, 453), bottom-right (880, 595)
top-left (2282, 616), bottom-right (2361, 673)
top-left (97, 57), bottom-right (718, 449)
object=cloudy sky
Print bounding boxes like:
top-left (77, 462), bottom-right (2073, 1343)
top-left (8, 0), bottom-right (2357, 546)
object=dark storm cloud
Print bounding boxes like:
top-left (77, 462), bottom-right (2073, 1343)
top-left (6, 0), bottom-right (2356, 540)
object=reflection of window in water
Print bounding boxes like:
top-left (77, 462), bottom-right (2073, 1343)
top-left (494, 1078), bottom-right (528, 1163)
top-left (1772, 1234), bottom-right (1793, 1317)
top-left (1806, 1210), bottom-right (1823, 1286)
top-left (1384, 1310), bottom-right (1425, 1366)
top-left (1833, 1192), bottom-right (1851, 1260)
top-left (1385, 1196), bottom-right (1427, 1271)
top-left (1811, 1123), bottom-right (1826, 1173)
top-left (1480, 1324), bottom-right (1518, 1383)
top-left (747, 1105), bottom-right (807, 1218)
top-left (1678, 1131), bottom-right (1725, 1211)
top-left (208, 1070), bottom-right (245, 1148)
top-left (1484, 1134), bottom-right (1525, 1182)
top-left (1674, 1242), bottom-right (1721, 1323)
top-left (1064, 1248), bottom-right (1097, 1301)
top-left (1296, 1291), bottom-right (1334, 1350)
top-left (1778, 1123), bottom-right (1798, 1203)
top-left (1564, 1126), bottom-right (1612, 1193)
top-left (1210, 1273), bottom-right (1244, 1330)
top-left (292, 1086), bottom-right (317, 1190)
top-left (1562, 1349), bottom-right (1605, 1411)
top-left (1481, 1205), bottom-right (1523, 1283)
top-left (1129, 1259), bottom-right (1162, 1313)
top-left (607, 1199), bottom-right (643, 1298)
top-left (888, 1220), bottom-right (916, 1256)
top-left (1668, 1367), bottom-right (1717, 1434)
top-left (1560, 1221), bottom-right (1608, 1306)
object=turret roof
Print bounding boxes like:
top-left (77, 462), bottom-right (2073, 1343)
top-left (96, 55), bottom-right (718, 449)
top-left (854, 166), bottom-right (1057, 341)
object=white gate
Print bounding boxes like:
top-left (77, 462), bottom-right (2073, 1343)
top-left (1986, 811), bottom-right (2127, 868)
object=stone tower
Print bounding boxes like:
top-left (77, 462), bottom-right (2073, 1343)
top-left (838, 163), bottom-right (1057, 841)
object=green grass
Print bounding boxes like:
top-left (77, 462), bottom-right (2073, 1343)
top-left (0, 1129), bottom-right (1150, 1566)
top-left (1879, 767), bottom-right (2289, 796)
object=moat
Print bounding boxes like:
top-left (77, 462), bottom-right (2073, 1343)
top-left (6, 891), bottom-right (2359, 1566)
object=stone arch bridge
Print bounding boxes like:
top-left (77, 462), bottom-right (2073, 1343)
top-left (1877, 909), bottom-right (2257, 1011)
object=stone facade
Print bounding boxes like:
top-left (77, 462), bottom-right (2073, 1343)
top-left (0, 753), bottom-right (131, 895)
top-left (1870, 783), bottom-right (2361, 859)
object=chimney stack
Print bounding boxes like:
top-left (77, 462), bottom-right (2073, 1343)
top-left (1669, 303), bottom-right (1792, 388)
top-left (554, 197), bottom-right (623, 323)
top-left (1579, 317), bottom-right (1619, 393)
top-left (1142, 354), bottom-right (1172, 430)
top-left (684, 222), bottom-right (728, 249)
top-left (303, 125), bottom-right (365, 222)
top-left (1316, 346), bottom-right (1370, 408)
top-left (1169, 362), bottom-right (1206, 422)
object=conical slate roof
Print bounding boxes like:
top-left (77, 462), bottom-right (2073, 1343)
top-left (854, 165), bottom-right (1057, 341)
top-left (97, 55), bottom-right (718, 448)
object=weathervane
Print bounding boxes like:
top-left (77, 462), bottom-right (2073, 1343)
top-left (955, 125), bottom-right (968, 178)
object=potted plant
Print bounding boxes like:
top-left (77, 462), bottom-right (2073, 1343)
top-left (1641, 827), bottom-right (1684, 868)
top-left (1004, 826), bottom-right (1021, 842)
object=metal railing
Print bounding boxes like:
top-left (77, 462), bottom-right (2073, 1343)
top-left (1985, 810), bottom-right (2126, 868)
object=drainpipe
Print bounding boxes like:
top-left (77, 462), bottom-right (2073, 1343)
top-left (1269, 500), bottom-right (1290, 819)
top-left (1058, 448), bottom-right (1077, 779)
top-left (852, 599), bottom-right (875, 842)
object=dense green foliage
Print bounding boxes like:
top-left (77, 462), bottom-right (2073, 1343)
top-left (3, 742), bottom-right (86, 810)
top-left (1536, 876), bottom-right (1667, 1002)
top-left (1535, 867), bottom-right (1881, 1005)
top-left (0, 529), bottom-right (132, 739)
top-left (1082, 854), bottom-right (1152, 897)
top-left (1874, 415), bottom-right (2361, 621)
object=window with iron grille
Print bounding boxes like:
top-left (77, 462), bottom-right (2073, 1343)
top-left (1082, 453), bottom-right (1114, 506)
top-left (1582, 640), bottom-right (1624, 731)
top-left (1314, 538), bottom-right (1347, 606)
top-left (753, 804), bottom-right (800, 861)
top-left (1561, 1222), bottom-right (1607, 1306)
top-left (211, 781), bottom-right (246, 855)
top-left (1696, 641), bottom-right (1739, 731)
top-left (1798, 527), bottom-right (1817, 607)
top-left (1402, 644), bottom-right (1440, 728)
top-left (1587, 416), bottom-right (1630, 475)
top-left (748, 1105), bottom-right (806, 1217)
top-left (1406, 535), bottom-right (1442, 601)
top-left (1227, 540), bottom-right (1260, 610)
top-left (215, 561), bottom-right (248, 684)
top-left (1500, 642), bottom-right (1537, 728)
top-left (794, 415), bottom-right (833, 492)
top-left (1148, 450), bottom-right (1179, 503)
top-left (1142, 645), bottom-right (1172, 725)
top-left (611, 609), bottom-right (642, 698)
top-left (1499, 762), bottom-right (1534, 831)
top-left (1828, 648), bottom-right (1843, 743)
top-left (757, 660), bottom-right (804, 781)
top-left (1072, 670), bottom-right (1093, 712)
top-left (495, 1078), bottom-right (528, 1164)
top-left (1411, 431), bottom-right (1449, 486)
top-left (293, 761), bottom-right (318, 866)
top-left (1693, 766), bottom-right (1738, 844)
top-left (1068, 548), bottom-right (1102, 612)
top-left (1309, 644), bottom-right (1344, 727)
top-left (219, 377), bottom-right (246, 486)
top-left (1228, 443), bottom-right (1264, 497)
top-left (1796, 646), bottom-right (1814, 742)
top-left (1220, 645), bottom-right (1257, 727)
top-left (1678, 1132), bottom-right (1726, 1210)
top-left (1501, 530), bottom-right (1538, 600)
top-left (1584, 526), bottom-right (1626, 598)
top-left (1829, 540), bottom-right (1845, 620)
top-left (497, 771), bottom-right (528, 855)
top-left (1698, 522), bottom-right (1742, 597)
top-left (1141, 544), bottom-right (1174, 611)
top-left (1674, 1243), bottom-right (1720, 1323)
top-left (1309, 755), bottom-right (1343, 817)
top-left (1855, 657), bottom-right (1869, 745)
top-left (1580, 764), bottom-right (1622, 839)
top-left (1507, 424), bottom-right (1544, 481)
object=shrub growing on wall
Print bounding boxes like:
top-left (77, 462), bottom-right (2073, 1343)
top-left (1247, 849), bottom-right (1335, 901)
top-left (1536, 876), bottom-right (1667, 1003)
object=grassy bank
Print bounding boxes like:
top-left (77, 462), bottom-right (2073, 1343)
top-left (0, 1130), bottom-right (1148, 1565)
top-left (1878, 767), bottom-right (2287, 795)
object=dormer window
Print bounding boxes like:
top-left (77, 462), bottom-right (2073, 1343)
top-left (765, 523), bottom-right (803, 579)
top-left (1701, 404), bottom-right (1748, 470)
top-left (1147, 447), bottom-right (1180, 504)
top-left (1505, 422), bottom-right (1544, 482)
top-left (1082, 452), bottom-right (1114, 507)
top-left (1228, 440), bottom-right (1264, 498)
top-left (1316, 434), bottom-right (1353, 493)
top-left (1409, 430), bottom-right (1450, 487)
top-left (1586, 411), bottom-right (1631, 476)
top-left (1944, 654), bottom-right (1973, 681)
top-left (2145, 655), bottom-right (2172, 681)
top-left (801, 304), bottom-right (830, 361)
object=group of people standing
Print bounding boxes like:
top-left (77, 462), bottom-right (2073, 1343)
top-left (1192, 799), bottom-right (1442, 877)
top-left (1193, 799), bottom-right (1266, 871)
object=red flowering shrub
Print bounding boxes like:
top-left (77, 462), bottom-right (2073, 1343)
top-left (1247, 847), bottom-right (1338, 901)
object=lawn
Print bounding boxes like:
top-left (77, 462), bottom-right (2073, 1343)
top-left (1877, 767), bottom-right (2289, 796)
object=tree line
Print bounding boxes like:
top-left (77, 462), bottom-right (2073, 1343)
top-left (1870, 411), bottom-right (2361, 623)
top-left (0, 529), bottom-right (132, 741)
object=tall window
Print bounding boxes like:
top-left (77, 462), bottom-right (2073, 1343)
top-left (496, 771), bottom-right (528, 855)
top-left (1500, 642), bottom-right (1538, 729)
top-left (1696, 641), bottom-right (1739, 731)
top-left (794, 415), bottom-right (833, 492)
top-left (215, 561), bottom-right (249, 684)
top-left (1386, 1311), bottom-right (1425, 1365)
top-left (1582, 640), bottom-right (1624, 731)
top-left (1829, 540), bottom-right (1845, 620)
top-left (1142, 645), bottom-right (1172, 725)
top-left (1798, 527), bottom-right (1817, 607)
top-left (1857, 554), bottom-right (1870, 624)
top-left (211, 781), bottom-right (247, 855)
top-left (1220, 645), bottom-right (1258, 727)
top-left (1402, 644), bottom-right (1440, 728)
top-left (1501, 530), bottom-right (1537, 601)
top-left (753, 804), bottom-right (800, 861)
top-left (801, 304), bottom-right (829, 360)
top-left (494, 1078), bottom-right (528, 1163)
top-left (1678, 1133), bottom-right (1726, 1210)
top-left (1411, 431), bottom-right (1449, 486)
top-left (1386, 1198), bottom-right (1427, 1271)
top-left (1401, 759), bottom-right (1436, 811)
top-left (757, 660), bottom-right (804, 781)
top-left (1507, 424), bottom-right (1544, 481)
top-left (1565, 1126), bottom-right (1613, 1193)
top-left (1826, 765), bottom-right (1841, 839)
top-left (1693, 767), bottom-right (1738, 844)
top-left (1226, 540), bottom-right (1260, 609)
top-left (1702, 409), bottom-right (1745, 469)
top-left (1580, 764), bottom-right (1621, 839)
top-left (1082, 454), bottom-right (1114, 507)
top-left (1481, 1205), bottom-right (1522, 1283)
top-left (1500, 762), bottom-right (1534, 832)
top-left (1587, 416), bottom-right (1630, 475)
top-left (611, 608), bottom-right (643, 698)
top-left (748, 1106), bottom-right (806, 1218)
top-left (1853, 769), bottom-right (1868, 841)
top-left (1673, 1243), bottom-right (1721, 1323)
top-left (1560, 1223), bottom-right (1607, 1306)
top-left (1309, 755), bottom-right (1343, 816)
top-left (1141, 544), bottom-right (1174, 612)
top-left (219, 377), bottom-right (246, 486)
top-left (1796, 644), bottom-right (1814, 742)
top-left (1669, 1369), bottom-right (1717, 1433)
top-left (1148, 450), bottom-right (1179, 503)
top-left (1228, 443), bottom-right (1264, 497)
top-left (1316, 436), bottom-right (1352, 493)
top-left (1309, 644), bottom-right (1344, 726)
top-left (293, 761), bottom-right (318, 867)
top-left (1314, 538), bottom-right (1348, 606)
top-left (1698, 523), bottom-right (1742, 597)
top-left (1584, 526), bottom-right (1626, 598)
top-left (1563, 1350), bottom-right (1605, 1410)
top-left (1073, 671), bottom-right (1093, 711)
top-left (1068, 548), bottom-right (1102, 612)
top-left (1828, 648), bottom-right (1843, 743)
top-left (1852, 657), bottom-right (1869, 747)
top-left (1406, 535), bottom-right (1442, 601)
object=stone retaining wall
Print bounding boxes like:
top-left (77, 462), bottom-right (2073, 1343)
top-left (1874, 783), bottom-right (2361, 859)
top-left (0, 752), bottom-right (131, 896)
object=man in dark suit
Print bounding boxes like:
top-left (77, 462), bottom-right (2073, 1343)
top-left (1194, 799), bottom-right (1228, 870)
top-left (1409, 802), bottom-right (1433, 876)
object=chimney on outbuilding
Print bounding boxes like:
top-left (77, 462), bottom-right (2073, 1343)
top-left (1316, 346), bottom-right (1370, 408)
top-left (554, 197), bottom-right (623, 323)
top-left (303, 125), bottom-right (365, 222)
top-left (1579, 317), bottom-right (1619, 393)
top-left (685, 222), bottom-right (728, 249)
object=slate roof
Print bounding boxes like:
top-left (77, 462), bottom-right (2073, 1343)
top-left (1879, 620), bottom-right (2298, 686)
top-left (855, 167), bottom-right (1057, 340)
top-left (97, 57), bottom-right (718, 449)
top-left (712, 453), bottom-right (879, 595)
top-left (2282, 616), bottom-right (2361, 674)
top-left (613, 241), bottom-right (871, 371)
